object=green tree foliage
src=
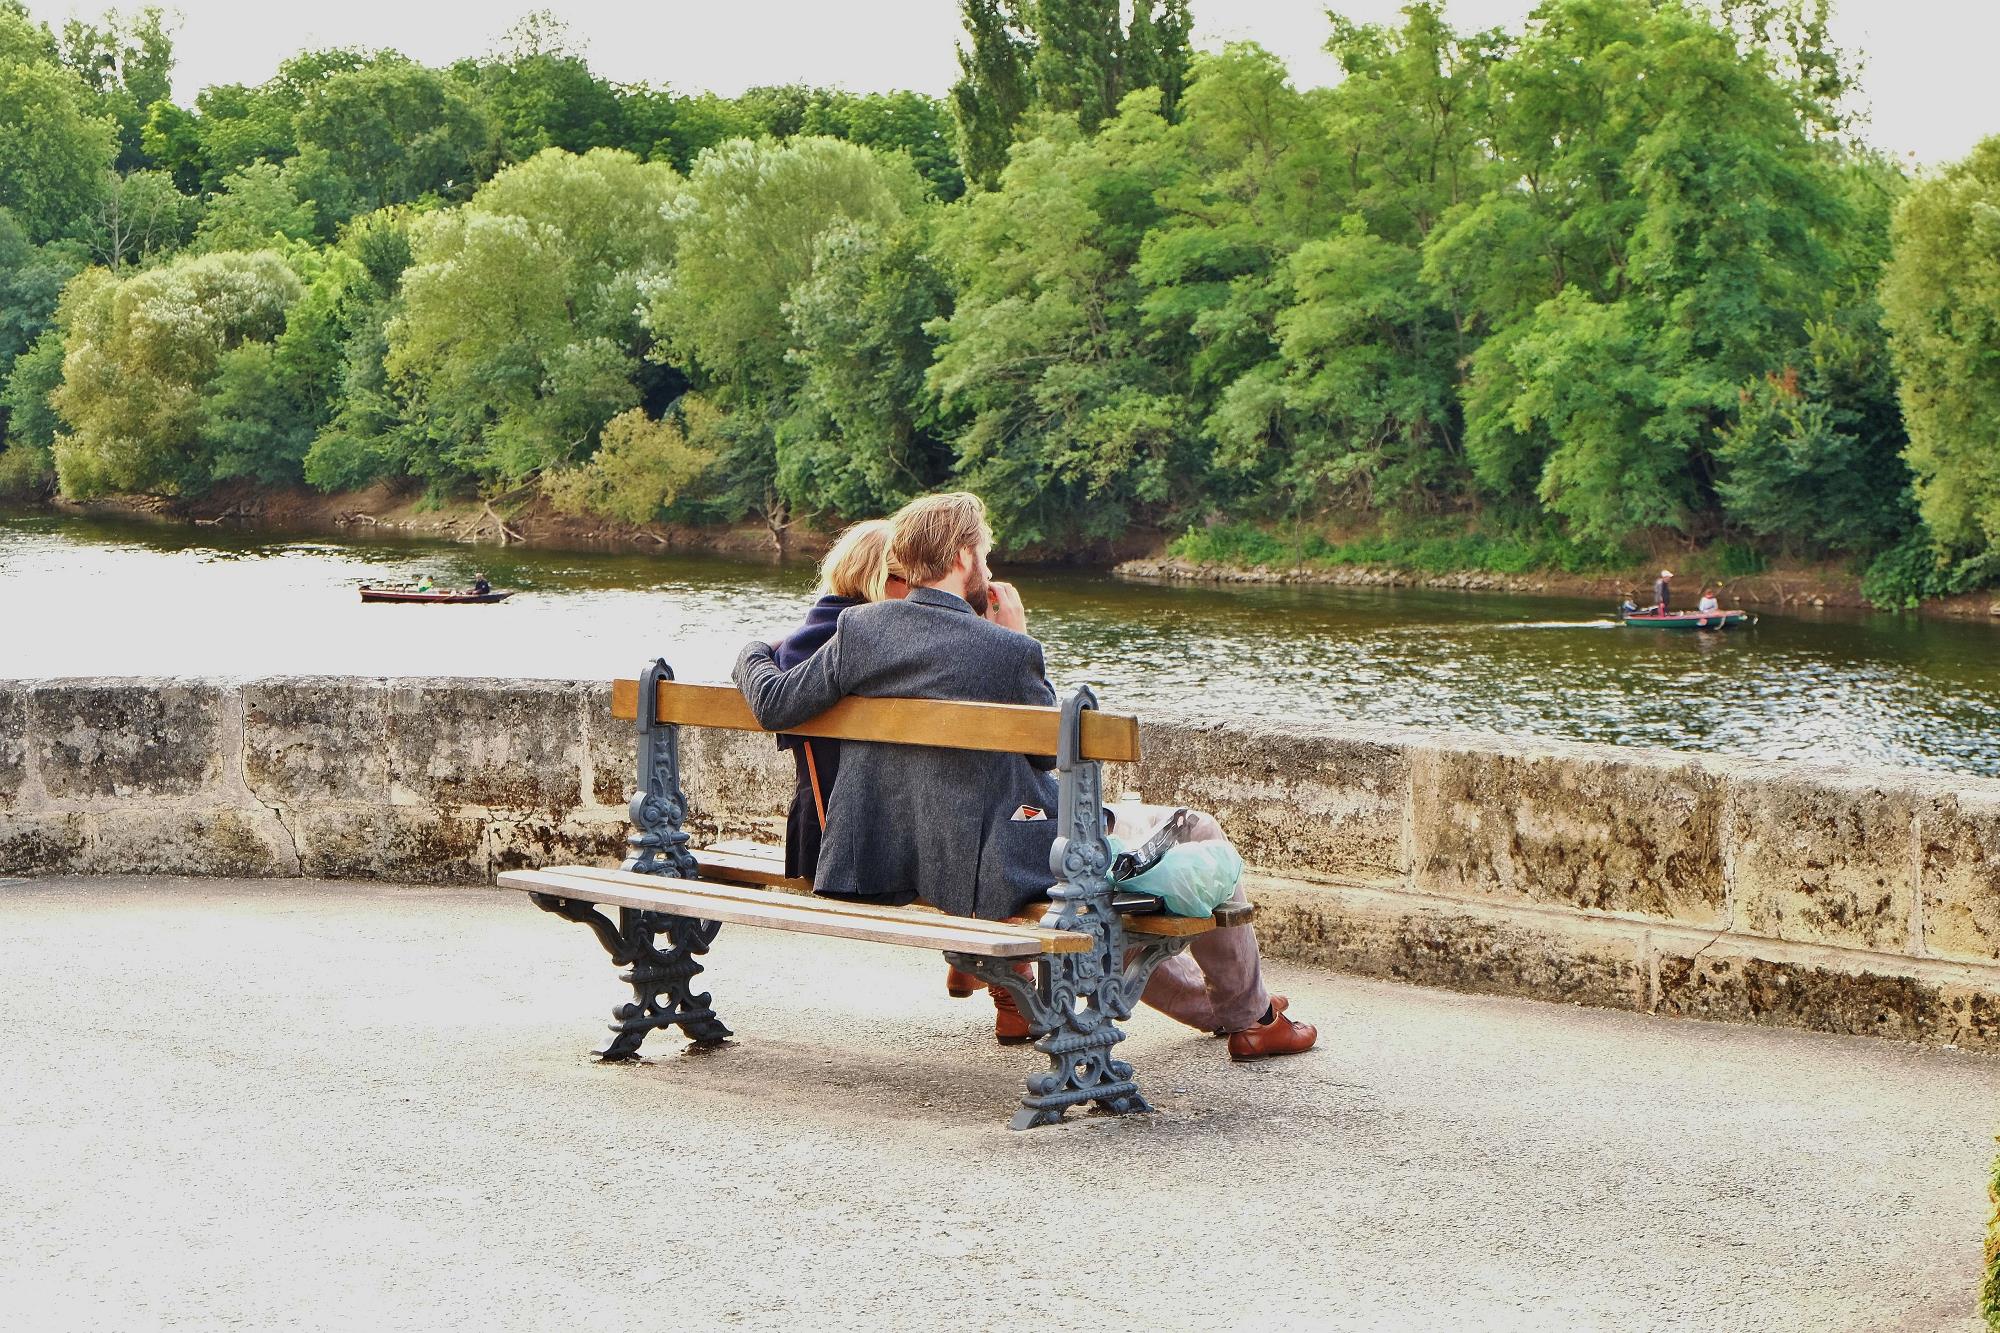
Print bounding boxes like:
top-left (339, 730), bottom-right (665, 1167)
top-left (292, 59), bottom-right (498, 216)
top-left (50, 249), bottom-right (302, 496)
top-left (458, 12), bottom-right (619, 162)
top-left (84, 169), bottom-right (199, 269)
top-left (643, 136), bottom-right (927, 538)
top-left (783, 216), bottom-right (955, 515)
top-left (543, 399), bottom-right (718, 523)
top-left (194, 162), bottom-right (314, 252)
top-left (950, 0), bottom-right (1191, 191)
top-left (0, 56), bottom-right (116, 244)
top-left (1881, 137), bottom-right (2000, 563)
top-left (56, 6), bottom-right (175, 171)
top-left (929, 99), bottom-right (1191, 544)
top-left (386, 148), bottom-right (680, 487)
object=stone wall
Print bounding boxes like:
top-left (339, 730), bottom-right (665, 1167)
top-left (6, 676), bottom-right (2000, 1052)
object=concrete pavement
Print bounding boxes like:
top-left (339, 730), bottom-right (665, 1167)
top-left (2, 876), bottom-right (1994, 1332)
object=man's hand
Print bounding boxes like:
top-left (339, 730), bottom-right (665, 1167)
top-left (985, 580), bottom-right (1028, 634)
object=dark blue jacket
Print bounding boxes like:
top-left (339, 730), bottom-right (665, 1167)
top-left (773, 595), bottom-right (861, 879)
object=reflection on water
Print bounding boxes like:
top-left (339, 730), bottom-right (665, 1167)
top-left (5, 510), bottom-right (1999, 776)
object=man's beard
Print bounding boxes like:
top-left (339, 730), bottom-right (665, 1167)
top-left (964, 568), bottom-right (991, 616)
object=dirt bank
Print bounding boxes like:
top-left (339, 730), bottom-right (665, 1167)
top-left (47, 481), bottom-right (826, 560)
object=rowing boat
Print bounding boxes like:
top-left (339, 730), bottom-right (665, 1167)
top-left (359, 585), bottom-right (512, 605)
top-left (1620, 608), bottom-right (1754, 630)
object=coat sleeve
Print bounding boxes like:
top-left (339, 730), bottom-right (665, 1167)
top-left (1023, 640), bottom-right (1058, 771)
top-left (734, 634), bottom-right (846, 732)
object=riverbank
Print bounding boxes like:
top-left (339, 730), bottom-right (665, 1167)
top-left (21, 486), bottom-right (2000, 618)
top-left (1114, 553), bottom-right (1998, 615)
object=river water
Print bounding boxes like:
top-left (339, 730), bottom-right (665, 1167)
top-left (5, 509), bottom-right (1998, 776)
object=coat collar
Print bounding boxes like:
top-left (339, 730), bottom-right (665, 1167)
top-left (908, 586), bottom-right (974, 614)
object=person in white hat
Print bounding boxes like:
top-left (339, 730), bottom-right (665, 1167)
top-left (1653, 569), bottom-right (1674, 612)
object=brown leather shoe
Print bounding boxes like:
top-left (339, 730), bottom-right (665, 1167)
top-left (990, 984), bottom-right (1034, 1044)
top-left (1226, 1002), bottom-right (1316, 1061)
top-left (945, 965), bottom-right (981, 998)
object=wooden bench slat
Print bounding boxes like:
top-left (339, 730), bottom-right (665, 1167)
top-left (498, 869), bottom-right (1064, 958)
top-left (688, 843), bottom-right (1250, 937)
top-left (610, 680), bottom-right (1141, 763)
top-left (553, 862), bottom-right (1093, 955)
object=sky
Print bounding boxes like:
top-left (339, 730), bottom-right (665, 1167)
top-left (22, 0), bottom-right (1996, 165)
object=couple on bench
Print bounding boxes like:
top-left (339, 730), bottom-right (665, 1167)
top-left (733, 491), bottom-right (1316, 1062)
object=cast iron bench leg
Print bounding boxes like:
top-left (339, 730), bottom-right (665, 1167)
top-left (947, 929), bottom-right (1189, 1130)
top-left (529, 895), bottom-right (733, 1058)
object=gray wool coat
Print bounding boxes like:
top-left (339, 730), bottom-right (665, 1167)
top-left (732, 586), bottom-right (1062, 921)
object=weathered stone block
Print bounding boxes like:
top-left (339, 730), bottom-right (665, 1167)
top-left (244, 677), bottom-right (390, 805)
top-left (89, 807), bottom-right (298, 878)
top-left (0, 813), bottom-right (88, 874)
top-left (28, 679), bottom-right (227, 801)
top-left (1654, 948), bottom-right (2000, 1052)
top-left (680, 726), bottom-right (791, 832)
top-left (488, 814), bottom-right (630, 875)
top-left (1121, 722), bottom-right (1410, 883)
top-left (1410, 740), bottom-right (1728, 923)
top-left (1728, 766), bottom-right (1915, 952)
top-left (384, 679), bottom-right (587, 814)
top-left (1917, 788), bottom-right (2000, 963)
top-left (294, 808), bottom-right (486, 883)
top-left (1243, 875), bottom-right (1648, 1011)
top-left (582, 682), bottom-right (634, 807)
top-left (0, 680), bottom-right (27, 811)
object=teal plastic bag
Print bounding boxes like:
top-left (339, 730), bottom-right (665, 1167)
top-left (1105, 834), bottom-right (1243, 918)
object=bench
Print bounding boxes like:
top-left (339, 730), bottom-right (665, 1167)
top-left (497, 658), bottom-right (1254, 1130)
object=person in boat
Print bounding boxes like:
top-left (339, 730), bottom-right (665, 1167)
top-left (1652, 569), bottom-right (1674, 613)
top-left (414, 574), bottom-right (434, 593)
top-left (1620, 592), bottom-right (1639, 615)
top-left (771, 520), bottom-right (909, 881)
top-left (1697, 586), bottom-right (1721, 616)
top-left (471, 572), bottom-right (491, 596)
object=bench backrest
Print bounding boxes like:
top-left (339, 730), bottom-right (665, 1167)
top-left (610, 678), bottom-right (1141, 764)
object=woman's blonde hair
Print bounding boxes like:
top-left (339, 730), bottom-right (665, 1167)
top-left (817, 519), bottom-right (903, 602)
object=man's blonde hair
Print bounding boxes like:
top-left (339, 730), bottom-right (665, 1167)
top-left (890, 492), bottom-right (990, 586)
top-left (817, 519), bottom-right (902, 602)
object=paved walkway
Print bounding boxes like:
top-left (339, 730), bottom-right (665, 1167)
top-left (2, 877), bottom-right (1994, 1332)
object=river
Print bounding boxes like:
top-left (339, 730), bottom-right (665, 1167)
top-left (5, 509), bottom-right (1998, 776)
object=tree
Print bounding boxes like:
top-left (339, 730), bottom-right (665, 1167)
top-left (292, 59), bottom-right (498, 213)
top-left (386, 148), bottom-right (681, 487)
top-left (57, 6), bottom-right (175, 171)
top-left (0, 57), bottom-right (115, 243)
top-left (542, 400), bottom-right (718, 523)
top-left (460, 12), bottom-right (619, 161)
top-left (84, 169), bottom-right (198, 269)
top-left (1881, 136), bottom-right (2000, 562)
top-left (949, 0), bottom-right (1193, 192)
top-left (194, 162), bottom-right (314, 252)
top-left (642, 135), bottom-right (928, 544)
top-left (782, 216), bottom-right (955, 516)
top-left (928, 99), bottom-right (1191, 546)
top-left (50, 249), bottom-right (302, 496)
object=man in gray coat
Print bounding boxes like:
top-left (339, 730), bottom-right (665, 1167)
top-left (733, 492), bottom-right (1315, 1062)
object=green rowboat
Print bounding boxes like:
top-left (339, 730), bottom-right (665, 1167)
top-left (1621, 608), bottom-right (1755, 630)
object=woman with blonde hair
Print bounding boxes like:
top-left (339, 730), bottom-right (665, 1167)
top-left (771, 519), bottom-right (908, 880)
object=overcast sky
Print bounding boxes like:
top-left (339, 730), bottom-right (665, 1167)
top-left (22, 0), bottom-right (1992, 165)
